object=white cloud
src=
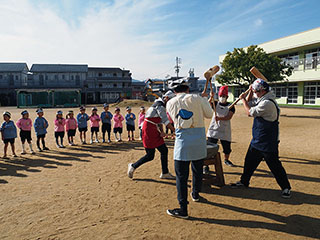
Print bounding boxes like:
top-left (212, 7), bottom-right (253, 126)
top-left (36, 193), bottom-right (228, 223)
top-left (0, 0), bottom-right (177, 80)
top-left (255, 18), bottom-right (263, 27)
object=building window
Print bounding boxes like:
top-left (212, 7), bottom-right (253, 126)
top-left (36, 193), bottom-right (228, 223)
top-left (8, 75), bottom-right (14, 86)
top-left (71, 75), bottom-right (74, 80)
top-left (62, 74), bottom-right (65, 80)
top-left (0, 75), bottom-right (2, 79)
top-left (76, 79), bottom-right (80, 86)
top-left (45, 75), bottom-right (48, 80)
top-left (287, 83), bottom-right (298, 104)
top-left (15, 75), bottom-right (19, 80)
top-left (54, 75), bottom-right (58, 80)
top-left (75, 75), bottom-right (80, 81)
top-left (39, 75), bottom-right (44, 86)
top-left (98, 73), bottom-right (102, 77)
top-left (304, 81), bottom-right (319, 105)
top-left (271, 83), bottom-right (287, 98)
top-left (113, 83), bottom-right (117, 87)
top-left (113, 73), bottom-right (117, 77)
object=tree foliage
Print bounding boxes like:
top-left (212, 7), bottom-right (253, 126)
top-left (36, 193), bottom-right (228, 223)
top-left (216, 45), bottom-right (293, 86)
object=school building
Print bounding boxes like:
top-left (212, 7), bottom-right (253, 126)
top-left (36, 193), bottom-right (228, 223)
top-left (219, 27), bottom-right (320, 106)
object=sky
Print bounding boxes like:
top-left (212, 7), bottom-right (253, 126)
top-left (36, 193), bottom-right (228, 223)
top-left (0, 0), bottom-right (319, 80)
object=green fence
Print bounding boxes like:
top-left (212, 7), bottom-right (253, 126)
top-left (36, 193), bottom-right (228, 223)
top-left (17, 90), bottom-right (81, 108)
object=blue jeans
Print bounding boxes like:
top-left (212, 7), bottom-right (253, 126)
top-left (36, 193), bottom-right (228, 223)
top-left (174, 159), bottom-right (204, 211)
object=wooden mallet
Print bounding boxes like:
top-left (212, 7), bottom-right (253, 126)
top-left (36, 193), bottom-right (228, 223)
top-left (203, 65), bottom-right (220, 120)
top-left (228, 67), bottom-right (268, 110)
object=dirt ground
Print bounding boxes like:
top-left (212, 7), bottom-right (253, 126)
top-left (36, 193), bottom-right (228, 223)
top-left (0, 103), bottom-right (319, 240)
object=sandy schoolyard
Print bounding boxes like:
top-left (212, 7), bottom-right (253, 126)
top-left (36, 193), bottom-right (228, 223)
top-left (0, 103), bottom-right (319, 239)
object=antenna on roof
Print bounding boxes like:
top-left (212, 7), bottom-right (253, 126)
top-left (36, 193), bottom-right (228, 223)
top-left (174, 57), bottom-right (181, 78)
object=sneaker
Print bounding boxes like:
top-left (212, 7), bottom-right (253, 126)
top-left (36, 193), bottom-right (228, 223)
top-left (127, 163), bottom-right (135, 178)
top-left (190, 192), bottom-right (200, 202)
top-left (43, 147), bottom-right (49, 150)
top-left (56, 144), bottom-right (61, 148)
top-left (107, 139), bottom-right (111, 143)
top-left (21, 151), bottom-right (27, 155)
top-left (2, 155), bottom-right (9, 159)
top-left (118, 139), bottom-right (122, 142)
top-left (60, 145), bottom-right (65, 148)
top-left (90, 140), bottom-right (93, 144)
top-left (139, 137), bottom-right (142, 140)
top-left (166, 209), bottom-right (188, 219)
top-left (13, 154), bottom-right (18, 157)
top-left (82, 141), bottom-right (87, 145)
top-left (31, 150), bottom-right (35, 155)
top-left (160, 172), bottom-right (176, 180)
top-left (95, 140), bottom-right (99, 143)
top-left (128, 138), bottom-right (131, 141)
top-left (281, 188), bottom-right (291, 199)
top-left (102, 139), bottom-right (106, 143)
top-left (38, 148), bottom-right (43, 152)
top-left (224, 159), bottom-right (235, 167)
top-left (231, 181), bottom-right (245, 188)
top-left (203, 166), bottom-right (209, 174)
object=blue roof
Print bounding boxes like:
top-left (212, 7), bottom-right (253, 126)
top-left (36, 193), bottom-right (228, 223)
top-left (0, 63), bottom-right (28, 72)
top-left (31, 64), bottom-right (88, 73)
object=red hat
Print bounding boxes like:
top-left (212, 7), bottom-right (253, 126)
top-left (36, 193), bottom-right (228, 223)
top-left (218, 86), bottom-right (228, 96)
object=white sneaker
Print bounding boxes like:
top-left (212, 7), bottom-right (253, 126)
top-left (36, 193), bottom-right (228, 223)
top-left (95, 140), bottom-right (99, 143)
top-left (127, 163), bottom-right (135, 178)
top-left (21, 151), bottom-right (27, 155)
top-left (90, 140), bottom-right (93, 144)
top-left (160, 172), bottom-right (176, 180)
top-left (30, 150), bottom-right (35, 155)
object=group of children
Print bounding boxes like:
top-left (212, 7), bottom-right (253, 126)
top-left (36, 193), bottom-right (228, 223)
top-left (0, 104), bottom-right (147, 158)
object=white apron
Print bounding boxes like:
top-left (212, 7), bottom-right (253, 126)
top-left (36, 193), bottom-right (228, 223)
top-left (207, 102), bottom-right (232, 142)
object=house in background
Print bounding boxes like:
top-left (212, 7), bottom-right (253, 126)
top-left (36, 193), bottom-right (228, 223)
top-left (85, 67), bottom-right (132, 104)
top-left (132, 80), bottom-right (145, 99)
top-left (0, 62), bottom-right (29, 106)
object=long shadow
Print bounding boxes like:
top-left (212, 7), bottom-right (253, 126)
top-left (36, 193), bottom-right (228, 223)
top-left (36, 152), bottom-right (90, 162)
top-left (202, 186), bottom-right (320, 205)
top-left (280, 114), bottom-right (320, 120)
top-left (134, 178), bottom-right (188, 187)
top-left (189, 199), bottom-right (320, 239)
top-left (280, 156), bottom-right (320, 166)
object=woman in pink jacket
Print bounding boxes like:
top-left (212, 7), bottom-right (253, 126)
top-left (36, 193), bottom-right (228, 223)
top-left (66, 110), bottom-right (78, 146)
top-left (113, 107), bottom-right (124, 142)
top-left (89, 107), bottom-right (101, 144)
top-left (16, 110), bottom-right (34, 154)
top-left (54, 110), bottom-right (66, 148)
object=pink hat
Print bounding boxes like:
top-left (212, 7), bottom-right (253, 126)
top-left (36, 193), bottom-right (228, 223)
top-left (218, 86), bottom-right (228, 97)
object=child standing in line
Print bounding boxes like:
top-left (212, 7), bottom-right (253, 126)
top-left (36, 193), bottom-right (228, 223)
top-left (66, 110), bottom-right (77, 146)
top-left (89, 107), bottom-right (100, 144)
top-left (113, 107), bottom-right (124, 142)
top-left (0, 111), bottom-right (17, 158)
top-left (125, 106), bottom-right (136, 141)
top-left (54, 110), bottom-right (66, 148)
top-left (34, 108), bottom-right (49, 152)
top-left (138, 106), bottom-right (145, 140)
top-left (207, 86), bottom-right (236, 169)
top-left (100, 103), bottom-right (113, 143)
top-left (16, 110), bottom-right (34, 154)
top-left (77, 106), bottom-right (89, 144)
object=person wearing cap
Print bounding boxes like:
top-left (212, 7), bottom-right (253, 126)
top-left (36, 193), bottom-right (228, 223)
top-left (34, 108), bottom-right (49, 152)
top-left (100, 103), bottom-right (113, 143)
top-left (1, 111), bottom-right (17, 158)
top-left (206, 86), bottom-right (236, 169)
top-left (232, 78), bottom-right (291, 199)
top-left (125, 106), bottom-right (136, 141)
top-left (127, 90), bottom-right (176, 180)
top-left (166, 78), bottom-right (213, 219)
top-left (89, 107), bottom-right (101, 144)
top-left (66, 110), bottom-right (78, 146)
top-left (54, 110), bottom-right (66, 148)
top-left (16, 110), bottom-right (35, 154)
top-left (138, 106), bottom-right (146, 140)
top-left (113, 107), bottom-right (124, 142)
top-left (77, 106), bottom-right (90, 144)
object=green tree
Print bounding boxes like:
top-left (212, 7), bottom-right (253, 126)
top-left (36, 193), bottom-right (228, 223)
top-left (216, 45), bottom-right (293, 86)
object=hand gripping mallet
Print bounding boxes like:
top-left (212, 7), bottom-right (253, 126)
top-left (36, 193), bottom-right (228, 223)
top-left (203, 65), bottom-right (220, 117)
top-left (228, 66), bottom-right (268, 110)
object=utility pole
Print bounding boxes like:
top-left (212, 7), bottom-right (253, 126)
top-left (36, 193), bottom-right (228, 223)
top-left (174, 57), bottom-right (181, 78)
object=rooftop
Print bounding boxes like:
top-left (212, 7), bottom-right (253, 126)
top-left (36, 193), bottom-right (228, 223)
top-left (31, 64), bottom-right (88, 73)
top-left (0, 63), bottom-right (28, 72)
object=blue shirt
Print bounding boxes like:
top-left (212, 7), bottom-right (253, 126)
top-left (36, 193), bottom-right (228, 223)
top-left (0, 120), bottom-right (17, 139)
top-left (77, 113), bottom-right (89, 128)
top-left (100, 111), bottom-right (113, 124)
top-left (34, 117), bottom-right (49, 136)
top-left (125, 113), bottom-right (136, 126)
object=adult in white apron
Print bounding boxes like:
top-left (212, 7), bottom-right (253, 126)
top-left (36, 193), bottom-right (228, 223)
top-left (207, 86), bottom-right (235, 168)
top-left (166, 78), bottom-right (213, 219)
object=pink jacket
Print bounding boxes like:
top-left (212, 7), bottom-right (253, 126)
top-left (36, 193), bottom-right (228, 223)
top-left (66, 118), bottom-right (77, 131)
top-left (54, 118), bottom-right (66, 132)
top-left (113, 114), bottom-right (124, 128)
top-left (16, 118), bottom-right (32, 131)
top-left (89, 114), bottom-right (100, 127)
top-left (138, 113), bottom-right (145, 127)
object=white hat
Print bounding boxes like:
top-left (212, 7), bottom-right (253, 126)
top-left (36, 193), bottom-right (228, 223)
top-left (3, 111), bottom-right (11, 118)
top-left (168, 78), bottom-right (189, 90)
